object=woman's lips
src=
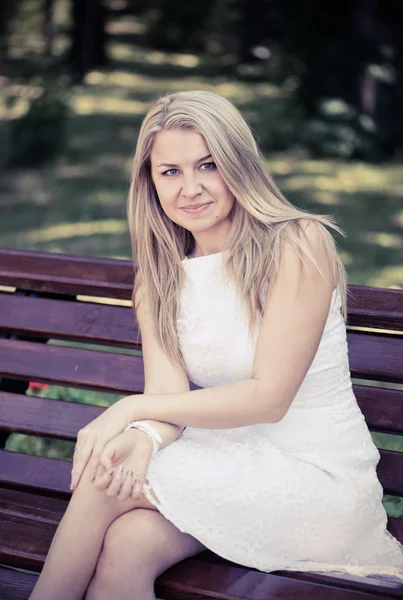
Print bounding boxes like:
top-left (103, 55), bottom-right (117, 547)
top-left (182, 202), bottom-right (212, 214)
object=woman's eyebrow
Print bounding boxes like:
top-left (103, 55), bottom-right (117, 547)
top-left (157, 154), bottom-right (212, 168)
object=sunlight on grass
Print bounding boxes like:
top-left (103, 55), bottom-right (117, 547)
top-left (107, 16), bottom-right (146, 36)
top-left (371, 265), bottom-right (403, 289)
top-left (359, 232), bottom-right (402, 249)
top-left (338, 251), bottom-right (353, 266)
top-left (24, 219), bottom-right (128, 244)
top-left (109, 42), bottom-right (202, 69)
top-left (312, 190), bottom-right (338, 205)
top-left (395, 210), bottom-right (403, 228)
top-left (84, 67), bottom-right (280, 104)
top-left (72, 94), bottom-right (148, 116)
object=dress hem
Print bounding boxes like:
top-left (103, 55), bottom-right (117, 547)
top-left (143, 482), bottom-right (403, 585)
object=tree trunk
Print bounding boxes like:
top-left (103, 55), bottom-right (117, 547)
top-left (44, 0), bottom-right (54, 57)
top-left (70, 0), bottom-right (107, 82)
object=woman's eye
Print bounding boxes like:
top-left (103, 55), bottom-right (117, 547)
top-left (201, 162), bottom-right (216, 171)
top-left (163, 168), bottom-right (179, 176)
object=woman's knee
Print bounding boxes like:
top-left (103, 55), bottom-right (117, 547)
top-left (101, 509), bottom-right (164, 568)
top-left (97, 508), bottom-right (203, 581)
top-left (70, 462), bottom-right (140, 521)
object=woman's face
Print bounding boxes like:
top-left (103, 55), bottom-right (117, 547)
top-left (150, 128), bottom-right (235, 241)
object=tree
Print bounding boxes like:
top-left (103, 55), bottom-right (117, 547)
top-left (69, 0), bottom-right (107, 82)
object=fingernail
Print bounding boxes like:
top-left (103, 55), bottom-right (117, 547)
top-left (119, 465), bottom-right (124, 472)
top-left (90, 474), bottom-right (95, 481)
top-left (109, 470), bottom-right (114, 476)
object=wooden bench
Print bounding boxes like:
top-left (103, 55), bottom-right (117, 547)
top-left (0, 247), bottom-right (403, 600)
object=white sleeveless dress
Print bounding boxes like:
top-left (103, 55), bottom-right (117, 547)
top-left (143, 250), bottom-right (403, 583)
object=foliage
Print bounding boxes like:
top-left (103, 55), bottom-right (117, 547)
top-left (8, 81), bottom-right (71, 167)
top-left (299, 99), bottom-right (386, 161)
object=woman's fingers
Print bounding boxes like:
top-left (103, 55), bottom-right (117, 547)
top-left (117, 470), bottom-right (134, 501)
top-left (131, 475), bottom-right (148, 501)
top-left (93, 464), bottom-right (110, 491)
top-left (100, 437), bottom-right (123, 471)
top-left (86, 441), bottom-right (107, 483)
top-left (71, 431), bottom-right (96, 490)
top-left (106, 466), bottom-right (125, 497)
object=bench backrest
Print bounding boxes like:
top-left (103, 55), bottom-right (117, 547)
top-left (1, 249), bottom-right (402, 543)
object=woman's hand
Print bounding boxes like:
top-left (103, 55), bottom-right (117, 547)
top-left (92, 428), bottom-right (154, 501)
top-left (70, 395), bottom-right (140, 491)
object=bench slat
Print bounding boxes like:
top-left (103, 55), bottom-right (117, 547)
top-left (0, 567), bottom-right (38, 600)
top-left (0, 392), bottom-right (104, 440)
top-left (2, 385), bottom-right (403, 443)
top-left (0, 249), bottom-right (133, 300)
top-left (0, 488), bottom-right (67, 524)
top-left (348, 332), bottom-right (403, 383)
top-left (1, 563), bottom-right (395, 600)
top-left (0, 334), bottom-right (402, 397)
top-left (347, 285), bottom-right (403, 331)
top-left (378, 450), bottom-right (403, 496)
top-left (0, 338), bottom-right (144, 394)
top-left (2, 448), bottom-right (403, 508)
top-left (353, 385), bottom-right (403, 435)
top-left (0, 293), bottom-right (140, 348)
top-left (0, 544), bottom-right (398, 600)
top-left (2, 250), bottom-right (403, 331)
top-left (0, 451), bottom-right (71, 497)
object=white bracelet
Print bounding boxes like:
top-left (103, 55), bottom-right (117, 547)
top-left (124, 420), bottom-right (163, 455)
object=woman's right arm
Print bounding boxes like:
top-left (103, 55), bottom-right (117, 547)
top-left (133, 280), bottom-right (189, 448)
top-left (70, 280), bottom-right (187, 491)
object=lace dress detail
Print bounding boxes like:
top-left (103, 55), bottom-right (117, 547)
top-left (144, 251), bottom-right (403, 583)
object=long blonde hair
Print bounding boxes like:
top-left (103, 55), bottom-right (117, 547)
top-left (127, 90), bottom-right (348, 369)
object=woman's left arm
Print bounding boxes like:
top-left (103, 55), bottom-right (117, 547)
top-left (122, 221), bottom-right (337, 429)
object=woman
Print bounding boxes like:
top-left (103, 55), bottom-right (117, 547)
top-left (30, 91), bottom-right (403, 600)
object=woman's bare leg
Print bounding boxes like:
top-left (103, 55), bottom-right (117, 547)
top-left (29, 465), bottom-right (156, 600)
top-left (85, 508), bottom-right (205, 600)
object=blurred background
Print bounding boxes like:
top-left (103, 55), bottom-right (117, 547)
top-left (0, 0), bottom-right (402, 288)
top-left (1, 0), bottom-right (402, 516)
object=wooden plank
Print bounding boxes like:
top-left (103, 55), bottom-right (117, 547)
top-left (0, 333), bottom-right (402, 397)
top-left (353, 385), bottom-right (403, 435)
top-left (378, 450), bottom-right (403, 496)
top-left (139, 557), bottom-right (403, 599)
top-left (0, 338), bottom-right (144, 394)
top-left (0, 451), bottom-right (71, 497)
top-left (347, 285), bottom-right (403, 332)
top-left (348, 332), bottom-right (403, 383)
top-left (1, 250), bottom-right (403, 331)
top-left (0, 561), bottom-right (398, 600)
top-left (0, 488), bottom-right (67, 524)
top-left (0, 392), bottom-right (104, 440)
top-left (0, 545), bottom-right (397, 600)
top-left (0, 293), bottom-right (140, 348)
top-left (388, 517), bottom-right (403, 545)
top-left (2, 447), bottom-right (403, 510)
top-left (0, 566), bottom-right (38, 600)
top-left (2, 385), bottom-right (403, 444)
top-left (0, 249), bottom-right (134, 300)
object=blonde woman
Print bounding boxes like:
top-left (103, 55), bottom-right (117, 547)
top-left (30, 91), bottom-right (403, 600)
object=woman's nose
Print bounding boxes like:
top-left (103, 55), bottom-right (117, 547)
top-left (181, 174), bottom-right (203, 198)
